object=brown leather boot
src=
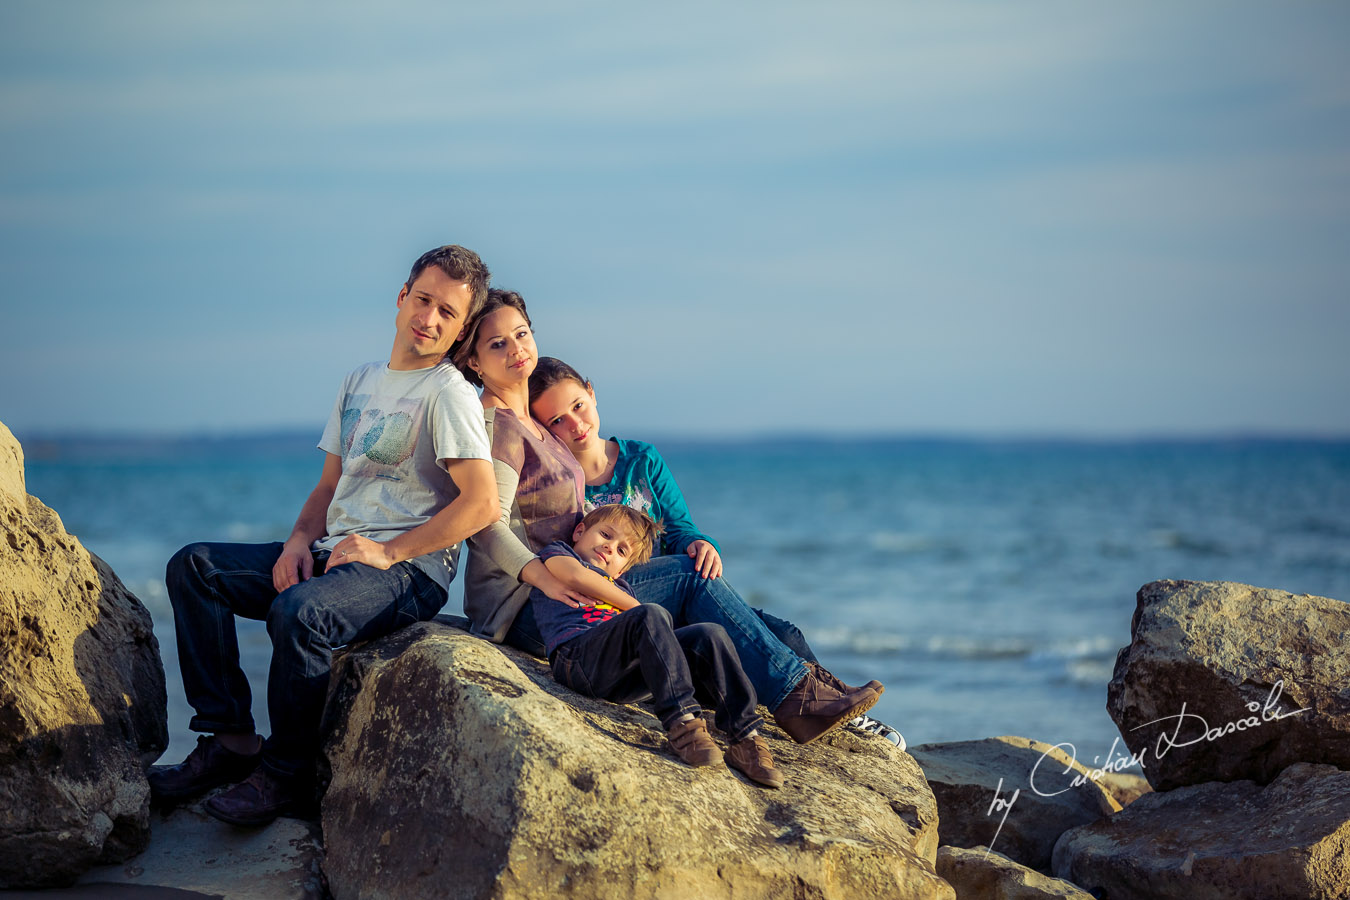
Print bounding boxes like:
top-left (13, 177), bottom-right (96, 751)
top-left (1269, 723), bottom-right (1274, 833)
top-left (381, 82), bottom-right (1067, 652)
top-left (204, 766), bottom-right (303, 827)
top-left (726, 734), bottom-right (784, 789)
top-left (147, 734), bottom-right (261, 804)
top-left (807, 660), bottom-right (884, 697)
top-left (773, 670), bottom-right (880, 744)
top-left (667, 716), bottom-right (723, 767)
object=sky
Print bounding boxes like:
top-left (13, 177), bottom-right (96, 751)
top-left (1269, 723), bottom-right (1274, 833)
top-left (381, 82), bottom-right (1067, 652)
top-left (2, 1), bottom-right (1348, 440)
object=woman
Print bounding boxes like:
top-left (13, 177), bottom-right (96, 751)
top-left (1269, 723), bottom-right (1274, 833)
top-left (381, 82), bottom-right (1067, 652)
top-left (453, 290), bottom-right (880, 745)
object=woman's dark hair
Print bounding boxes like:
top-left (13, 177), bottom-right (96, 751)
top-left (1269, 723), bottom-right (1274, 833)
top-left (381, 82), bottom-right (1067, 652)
top-left (451, 288), bottom-right (532, 388)
top-left (528, 357), bottom-right (590, 407)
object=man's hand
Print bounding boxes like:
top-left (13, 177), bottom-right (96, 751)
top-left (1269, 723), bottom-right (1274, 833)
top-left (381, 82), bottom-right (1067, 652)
top-left (687, 539), bottom-right (723, 579)
top-left (327, 534), bottom-right (397, 571)
top-left (273, 452), bottom-right (343, 593)
top-left (272, 538), bottom-right (316, 593)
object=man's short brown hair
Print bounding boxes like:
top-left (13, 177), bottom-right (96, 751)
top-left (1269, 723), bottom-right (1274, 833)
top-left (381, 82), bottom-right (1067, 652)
top-left (579, 504), bottom-right (662, 572)
top-left (406, 244), bottom-right (491, 321)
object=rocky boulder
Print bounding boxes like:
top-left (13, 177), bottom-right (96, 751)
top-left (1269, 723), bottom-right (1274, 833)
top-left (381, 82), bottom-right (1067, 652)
top-left (1052, 762), bottom-right (1350, 899)
top-left (907, 736), bottom-right (1119, 872)
top-left (0, 421), bottom-right (168, 888)
top-left (320, 620), bottom-right (954, 900)
top-left (1108, 579), bottom-right (1350, 791)
top-left (1094, 771), bottom-right (1150, 808)
top-left (937, 846), bottom-right (1094, 899)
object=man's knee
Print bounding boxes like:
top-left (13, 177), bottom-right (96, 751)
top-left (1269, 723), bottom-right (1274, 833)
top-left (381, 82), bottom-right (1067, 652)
top-left (166, 542), bottom-right (210, 596)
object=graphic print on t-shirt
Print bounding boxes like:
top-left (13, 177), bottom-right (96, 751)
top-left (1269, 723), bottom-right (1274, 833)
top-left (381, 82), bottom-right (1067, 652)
top-left (581, 602), bottom-right (621, 625)
top-left (586, 478), bottom-right (654, 516)
top-left (339, 394), bottom-right (421, 480)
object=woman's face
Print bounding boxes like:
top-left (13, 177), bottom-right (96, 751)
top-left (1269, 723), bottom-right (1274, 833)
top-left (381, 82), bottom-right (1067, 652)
top-left (470, 306), bottom-right (537, 388)
top-left (531, 379), bottom-right (601, 455)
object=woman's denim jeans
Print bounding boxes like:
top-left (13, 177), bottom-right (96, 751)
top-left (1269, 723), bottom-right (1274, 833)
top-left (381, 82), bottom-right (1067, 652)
top-left (165, 541), bottom-right (446, 779)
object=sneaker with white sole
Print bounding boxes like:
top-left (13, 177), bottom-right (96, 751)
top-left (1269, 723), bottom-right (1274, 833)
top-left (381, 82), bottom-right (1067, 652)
top-left (848, 714), bottom-right (905, 750)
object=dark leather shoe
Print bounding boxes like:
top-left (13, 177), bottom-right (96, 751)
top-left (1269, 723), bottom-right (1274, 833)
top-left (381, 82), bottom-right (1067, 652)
top-left (807, 660), bottom-right (884, 697)
top-left (773, 670), bottom-right (880, 744)
top-left (203, 767), bottom-right (301, 827)
top-left (147, 735), bottom-right (261, 804)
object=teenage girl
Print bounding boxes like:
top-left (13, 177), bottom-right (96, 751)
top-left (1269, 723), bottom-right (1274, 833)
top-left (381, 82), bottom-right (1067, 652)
top-left (528, 356), bottom-right (903, 747)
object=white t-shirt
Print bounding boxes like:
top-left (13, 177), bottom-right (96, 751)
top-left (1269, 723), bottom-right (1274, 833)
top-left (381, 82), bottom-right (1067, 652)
top-left (314, 359), bottom-right (491, 591)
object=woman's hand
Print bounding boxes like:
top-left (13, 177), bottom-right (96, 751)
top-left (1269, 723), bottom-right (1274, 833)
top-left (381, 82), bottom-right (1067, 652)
top-left (686, 540), bottom-right (723, 579)
top-left (327, 534), bottom-right (397, 571)
top-left (525, 559), bottom-right (597, 609)
top-left (540, 578), bottom-right (597, 609)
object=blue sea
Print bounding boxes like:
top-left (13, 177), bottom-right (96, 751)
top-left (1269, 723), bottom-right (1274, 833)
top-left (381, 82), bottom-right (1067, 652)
top-left (21, 433), bottom-right (1350, 770)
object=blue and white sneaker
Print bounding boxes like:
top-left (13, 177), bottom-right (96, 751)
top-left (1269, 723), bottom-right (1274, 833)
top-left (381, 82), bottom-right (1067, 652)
top-left (848, 714), bottom-right (904, 749)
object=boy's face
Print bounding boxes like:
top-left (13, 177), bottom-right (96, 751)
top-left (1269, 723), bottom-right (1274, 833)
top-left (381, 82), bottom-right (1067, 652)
top-left (572, 519), bottom-right (638, 578)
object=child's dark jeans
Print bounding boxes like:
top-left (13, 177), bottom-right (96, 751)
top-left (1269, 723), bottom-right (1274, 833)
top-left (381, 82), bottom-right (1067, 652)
top-left (549, 604), bottom-right (763, 742)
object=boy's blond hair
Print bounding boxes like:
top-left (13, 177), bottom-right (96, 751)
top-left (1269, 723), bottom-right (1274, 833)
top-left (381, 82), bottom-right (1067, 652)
top-left (578, 504), bottom-right (662, 572)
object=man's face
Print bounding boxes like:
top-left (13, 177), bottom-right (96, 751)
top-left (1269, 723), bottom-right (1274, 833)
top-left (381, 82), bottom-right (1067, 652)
top-left (391, 267), bottom-right (475, 369)
top-left (571, 519), bottom-right (638, 578)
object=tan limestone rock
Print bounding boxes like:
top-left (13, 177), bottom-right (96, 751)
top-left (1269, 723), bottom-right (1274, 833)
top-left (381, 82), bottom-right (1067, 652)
top-left (1107, 579), bottom-right (1350, 791)
top-left (0, 420), bottom-right (169, 888)
top-left (908, 736), bottom-right (1120, 872)
top-left (320, 620), bottom-right (954, 900)
top-left (1095, 771), bottom-right (1150, 808)
top-left (1052, 762), bottom-right (1350, 900)
top-left (938, 845), bottom-right (1094, 899)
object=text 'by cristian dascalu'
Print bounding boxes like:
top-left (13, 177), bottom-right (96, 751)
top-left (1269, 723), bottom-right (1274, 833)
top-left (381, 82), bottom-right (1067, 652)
top-left (983, 679), bottom-right (1309, 858)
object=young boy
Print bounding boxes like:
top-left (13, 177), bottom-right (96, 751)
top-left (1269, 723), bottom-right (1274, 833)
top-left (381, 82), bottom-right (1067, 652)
top-left (531, 505), bottom-right (784, 788)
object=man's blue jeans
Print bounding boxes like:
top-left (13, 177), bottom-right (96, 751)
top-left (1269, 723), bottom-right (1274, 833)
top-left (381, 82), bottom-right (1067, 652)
top-left (623, 555), bottom-right (808, 711)
top-left (165, 541), bottom-right (447, 779)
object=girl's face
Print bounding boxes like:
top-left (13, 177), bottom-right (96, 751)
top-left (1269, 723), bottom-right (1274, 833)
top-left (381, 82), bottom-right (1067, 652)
top-left (531, 379), bottom-right (601, 454)
top-left (470, 306), bottom-right (537, 388)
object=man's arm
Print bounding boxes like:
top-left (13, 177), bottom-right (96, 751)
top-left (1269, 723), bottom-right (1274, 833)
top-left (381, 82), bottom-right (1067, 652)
top-left (329, 457), bottom-right (499, 569)
top-left (541, 556), bottom-right (639, 610)
top-left (273, 452), bottom-right (344, 592)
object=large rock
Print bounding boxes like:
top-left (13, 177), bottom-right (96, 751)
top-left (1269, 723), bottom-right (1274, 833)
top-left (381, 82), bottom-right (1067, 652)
top-left (320, 620), bottom-right (954, 900)
top-left (1108, 579), bottom-right (1350, 790)
top-left (937, 846), bottom-right (1094, 899)
top-left (908, 737), bottom-right (1119, 872)
top-left (1052, 762), bottom-right (1350, 899)
top-left (0, 421), bottom-right (168, 888)
top-left (1095, 771), bottom-right (1150, 808)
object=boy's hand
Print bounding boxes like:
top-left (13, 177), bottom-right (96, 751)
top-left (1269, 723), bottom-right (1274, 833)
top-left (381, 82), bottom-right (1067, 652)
top-left (687, 540), bottom-right (723, 579)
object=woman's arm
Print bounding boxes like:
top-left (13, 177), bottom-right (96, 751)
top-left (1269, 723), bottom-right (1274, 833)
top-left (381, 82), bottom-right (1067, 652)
top-left (469, 455), bottom-right (544, 576)
top-left (637, 442), bottom-right (724, 577)
top-left (470, 409), bottom-right (593, 606)
top-left (541, 556), bottom-right (639, 610)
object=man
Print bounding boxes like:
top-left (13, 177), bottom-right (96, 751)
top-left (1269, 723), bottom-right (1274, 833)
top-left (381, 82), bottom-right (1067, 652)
top-left (149, 244), bottom-right (498, 826)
